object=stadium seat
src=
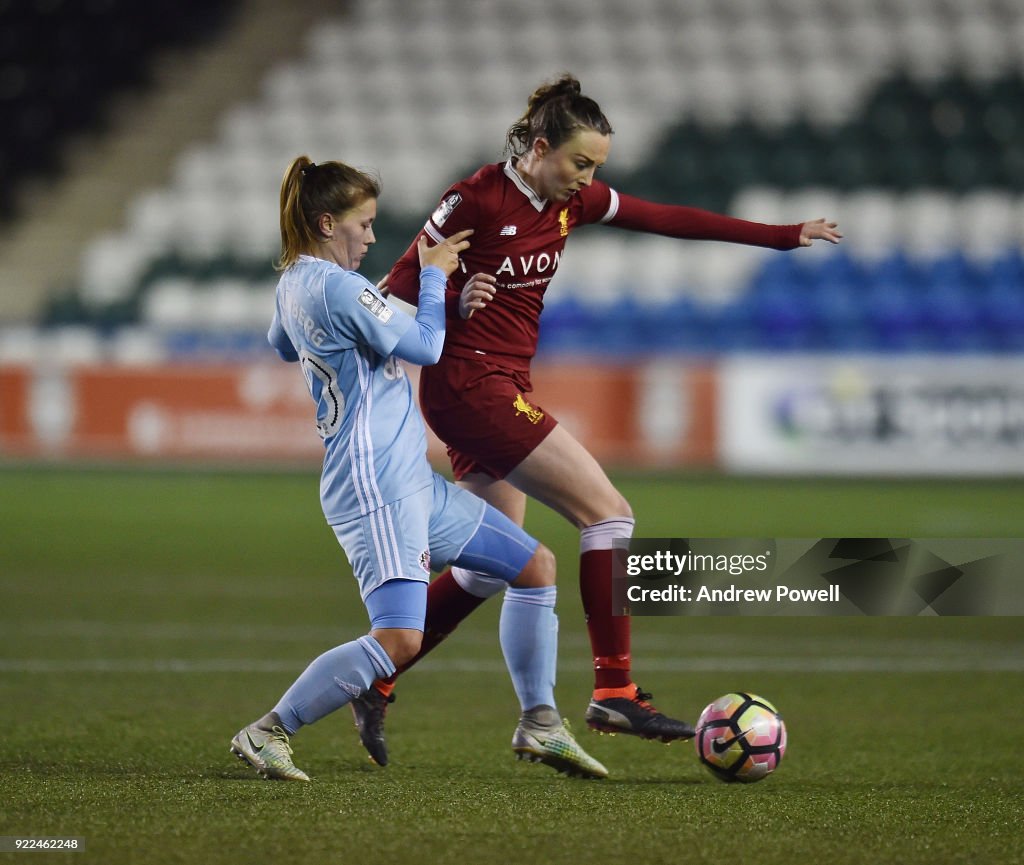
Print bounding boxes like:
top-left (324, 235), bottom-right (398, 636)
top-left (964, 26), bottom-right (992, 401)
top-left (536, 297), bottom-right (599, 356)
top-left (979, 283), bottom-right (1024, 352)
top-left (0, 0), bottom-right (236, 222)
top-left (28, 0), bottom-right (1024, 360)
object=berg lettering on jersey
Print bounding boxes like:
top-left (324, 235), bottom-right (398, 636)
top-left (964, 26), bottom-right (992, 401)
top-left (392, 161), bottom-right (619, 366)
top-left (267, 255), bottom-right (430, 523)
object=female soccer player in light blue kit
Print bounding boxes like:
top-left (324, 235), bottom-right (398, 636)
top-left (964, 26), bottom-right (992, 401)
top-left (230, 156), bottom-right (606, 781)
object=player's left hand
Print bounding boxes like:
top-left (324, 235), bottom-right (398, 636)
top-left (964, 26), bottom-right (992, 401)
top-left (418, 228), bottom-right (474, 276)
top-left (376, 273), bottom-right (390, 297)
top-left (799, 218), bottom-right (842, 246)
top-left (460, 273), bottom-right (497, 320)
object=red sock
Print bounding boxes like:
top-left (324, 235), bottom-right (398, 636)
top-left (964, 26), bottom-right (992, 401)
top-left (579, 548), bottom-right (632, 690)
top-left (377, 569), bottom-right (488, 687)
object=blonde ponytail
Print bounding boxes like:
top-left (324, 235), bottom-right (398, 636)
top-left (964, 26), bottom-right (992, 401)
top-left (277, 155), bottom-right (382, 270)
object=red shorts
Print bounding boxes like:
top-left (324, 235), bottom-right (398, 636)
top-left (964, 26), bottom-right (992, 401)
top-left (419, 353), bottom-right (557, 480)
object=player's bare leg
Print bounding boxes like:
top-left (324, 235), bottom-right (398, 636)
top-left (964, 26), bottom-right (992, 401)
top-left (502, 424), bottom-right (694, 741)
top-left (353, 425), bottom-right (693, 759)
top-left (355, 533), bottom-right (607, 777)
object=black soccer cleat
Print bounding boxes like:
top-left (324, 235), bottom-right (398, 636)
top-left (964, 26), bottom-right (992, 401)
top-left (585, 685), bottom-right (696, 742)
top-left (350, 687), bottom-right (395, 766)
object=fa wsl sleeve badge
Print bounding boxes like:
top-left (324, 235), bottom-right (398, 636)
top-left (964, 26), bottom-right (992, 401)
top-left (357, 288), bottom-right (394, 323)
top-left (431, 193), bottom-right (462, 228)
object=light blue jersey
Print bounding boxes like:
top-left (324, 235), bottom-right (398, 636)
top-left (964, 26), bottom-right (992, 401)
top-left (255, 256), bottom-right (559, 745)
top-left (268, 254), bottom-right (441, 523)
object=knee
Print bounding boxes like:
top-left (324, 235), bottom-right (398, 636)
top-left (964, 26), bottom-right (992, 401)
top-left (534, 543), bottom-right (556, 584)
top-left (511, 542), bottom-right (556, 589)
top-left (576, 490), bottom-right (633, 528)
top-left (611, 491), bottom-right (633, 521)
top-left (589, 489), bottom-right (633, 526)
top-left (371, 628), bottom-right (423, 668)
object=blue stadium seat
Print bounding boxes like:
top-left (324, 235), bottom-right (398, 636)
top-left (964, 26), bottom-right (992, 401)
top-left (750, 286), bottom-right (817, 351)
top-left (707, 302), bottom-right (762, 352)
top-left (537, 298), bottom-right (599, 356)
top-left (596, 296), bottom-right (649, 356)
top-left (865, 282), bottom-right (929, 351)
top-left (979, 283), bottom-right (1024, 351)
top-left (811, 249), bottom-right (870, 293)
top-left (983, 249), bottom-right (1024, 288)
top-left (635, 297), bottom-right (698, 354)
top-left (918, 252), bottom-right (981, 293)
top-left (921, 283), bottom-right (990, 351)
top-left (748, 254), bottom-right (810, 295)
top-left (864, 251), bottom-right (922, 293)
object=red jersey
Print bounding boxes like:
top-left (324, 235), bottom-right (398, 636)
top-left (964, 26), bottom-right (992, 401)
top-left (388, 160), bottom-right (803, 368)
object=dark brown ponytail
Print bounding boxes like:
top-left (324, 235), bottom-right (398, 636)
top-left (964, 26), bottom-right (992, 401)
top-left (505, 74), bottom-right (613, 157)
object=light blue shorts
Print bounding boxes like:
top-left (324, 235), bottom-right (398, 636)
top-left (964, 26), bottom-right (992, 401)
top-left (332, 472), bottom-right (485, 601)
top-left (332, 472), bottom-right (539, 625)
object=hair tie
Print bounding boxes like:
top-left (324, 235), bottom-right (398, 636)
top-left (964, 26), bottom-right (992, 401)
top-left (301, 162), bottom-right (317, 178)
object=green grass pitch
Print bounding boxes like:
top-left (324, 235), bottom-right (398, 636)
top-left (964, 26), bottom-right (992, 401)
top-left (1, 466), bottom-right (1022, 864)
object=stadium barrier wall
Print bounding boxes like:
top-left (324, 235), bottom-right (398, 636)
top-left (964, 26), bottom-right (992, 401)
top-left (4, 357), bottom-right (1021, 474)
top-left (719, 355), bottom-right (1024, 476)
top-left (0, 361), bottom-right (717, 469)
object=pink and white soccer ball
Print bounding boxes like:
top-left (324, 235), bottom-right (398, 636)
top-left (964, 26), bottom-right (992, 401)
top-left (694, 692), bottom-right (787, 783)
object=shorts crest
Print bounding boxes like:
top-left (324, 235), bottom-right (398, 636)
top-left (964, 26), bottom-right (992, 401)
top-left (512, 393), bottom-right (544, 424)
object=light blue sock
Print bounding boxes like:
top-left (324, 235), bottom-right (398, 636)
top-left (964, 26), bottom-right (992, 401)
top-left (499, 586), bottom-right (558, 712)
top-left (273, 635), bottom-right (396, 734)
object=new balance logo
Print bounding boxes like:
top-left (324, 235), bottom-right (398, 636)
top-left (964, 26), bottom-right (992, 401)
top-left (500, 225), bottom-right (518, 236)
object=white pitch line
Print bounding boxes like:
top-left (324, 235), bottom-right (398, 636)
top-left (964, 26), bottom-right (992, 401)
top-left (4, 621), bottom-right (1020, 659)
top-left (0, 656), bottom-right (1021, 674)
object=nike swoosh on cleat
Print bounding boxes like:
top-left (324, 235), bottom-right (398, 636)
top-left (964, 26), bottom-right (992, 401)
top-left (711, 727), bottom-right (753, 754)
top-left (245, 731), bottom-right (264, 754)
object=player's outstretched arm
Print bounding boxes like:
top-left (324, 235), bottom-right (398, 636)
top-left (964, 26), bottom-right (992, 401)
top-left (610, 192), bottom-right (804, 250)
top-left (798, 218), bottom-right (843, 247)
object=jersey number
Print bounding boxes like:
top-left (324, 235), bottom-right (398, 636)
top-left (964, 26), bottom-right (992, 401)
top-left (382, 355), bottom-right (404, 381)
top-left (300, 350), bottom-right (344, 439)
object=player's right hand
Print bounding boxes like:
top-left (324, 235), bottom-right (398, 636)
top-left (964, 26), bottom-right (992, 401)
top-left (459, 273), bottom-right (497, 320)
top-left (798, 218), bottom-right (842, 246)
top-left (418, 229), bottom-right (473, 277)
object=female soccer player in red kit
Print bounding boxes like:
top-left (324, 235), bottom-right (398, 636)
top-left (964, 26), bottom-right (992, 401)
top-left (349, 74), bottom-right (841, 766)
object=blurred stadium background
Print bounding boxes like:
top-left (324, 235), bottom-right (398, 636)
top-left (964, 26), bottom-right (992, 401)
top-left (1, 0), bottom-right (1023, 474)
top-left (3, 4), bottom-right (1023, 861)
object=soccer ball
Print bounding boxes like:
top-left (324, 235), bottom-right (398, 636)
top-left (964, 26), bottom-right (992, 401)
top-left (694, 692), bottom-right (787, 783)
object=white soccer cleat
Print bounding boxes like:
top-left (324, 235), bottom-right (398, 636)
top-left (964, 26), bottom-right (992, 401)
top-left (230, 713), bottom-right (310, 782)
top-left (511, 706), bottom-right (608, 779)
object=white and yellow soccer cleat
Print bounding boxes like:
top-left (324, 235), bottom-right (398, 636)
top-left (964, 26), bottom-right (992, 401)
top-left (511, 706), bottom-right (608, 780)
top-left (230, 713), bottom-right (311, 782)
